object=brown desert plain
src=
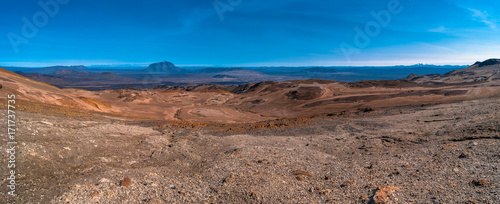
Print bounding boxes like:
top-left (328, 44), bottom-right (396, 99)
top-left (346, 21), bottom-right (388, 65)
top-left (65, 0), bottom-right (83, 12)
top-left (0, 59), bottom-right (499, 203)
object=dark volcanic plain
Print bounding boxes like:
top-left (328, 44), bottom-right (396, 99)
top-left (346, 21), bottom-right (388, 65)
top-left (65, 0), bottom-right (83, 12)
top-left (0, 59), bottom-right (499, 203)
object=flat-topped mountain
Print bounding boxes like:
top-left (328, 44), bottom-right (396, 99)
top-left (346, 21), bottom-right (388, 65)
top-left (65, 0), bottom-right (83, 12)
top-left (144, 61), bottom-right (185, 72)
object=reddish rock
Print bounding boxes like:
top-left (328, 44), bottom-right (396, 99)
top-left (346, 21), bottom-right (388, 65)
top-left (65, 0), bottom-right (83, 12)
top-left (120, 177), bottom-right (132, 187)
top-left (372, 186), bottom-right (398, 204)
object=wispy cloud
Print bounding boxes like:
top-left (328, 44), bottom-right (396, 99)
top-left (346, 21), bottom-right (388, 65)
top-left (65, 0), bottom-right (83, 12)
top-left (428, 26), bottom-right (448, 33)
top-left (468, 8), bottom-right (497, 29)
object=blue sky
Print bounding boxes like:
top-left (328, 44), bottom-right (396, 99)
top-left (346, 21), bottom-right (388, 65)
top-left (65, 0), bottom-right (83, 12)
top-left (0, 0), bottom-right (499, 67)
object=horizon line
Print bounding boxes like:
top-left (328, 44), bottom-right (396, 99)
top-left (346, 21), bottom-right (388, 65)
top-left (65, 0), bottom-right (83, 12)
top-left (0, 62), bottom-right (473, 68)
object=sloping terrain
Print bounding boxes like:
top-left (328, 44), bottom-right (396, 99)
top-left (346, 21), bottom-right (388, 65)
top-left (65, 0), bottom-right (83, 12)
top-left (89, 64), bottom-right (500, 123)
top-left (16, 69), bottom-right (137, 90)
top-left (406, 59), bottom-right (500, 84)
top-left (2, 60), bottom-right (500, 123)
top-left (0, 59), bottom-right (499, 203)
top-left (0, 68), bottom-right (113, 113)
top-left (0, 95), bottom-right (498, 203)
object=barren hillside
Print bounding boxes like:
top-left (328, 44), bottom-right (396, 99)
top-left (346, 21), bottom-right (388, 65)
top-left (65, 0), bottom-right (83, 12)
top-left (0, 60), bottom-right (498, 203)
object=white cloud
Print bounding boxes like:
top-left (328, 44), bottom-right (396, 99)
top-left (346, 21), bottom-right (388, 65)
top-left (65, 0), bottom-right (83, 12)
top-left (468, 8), bottom-right (497, 30)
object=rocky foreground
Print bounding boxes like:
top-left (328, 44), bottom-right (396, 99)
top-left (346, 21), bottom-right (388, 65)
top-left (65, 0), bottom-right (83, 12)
top-left (0, 97), bottom-right (498, 203)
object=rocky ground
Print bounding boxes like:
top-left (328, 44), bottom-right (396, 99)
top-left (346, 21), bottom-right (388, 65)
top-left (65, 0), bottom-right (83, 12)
top-left (0, 97), bottom-right (498, 203)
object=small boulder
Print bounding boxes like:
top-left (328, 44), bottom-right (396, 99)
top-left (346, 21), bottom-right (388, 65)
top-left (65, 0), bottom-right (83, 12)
top-left (120, 177), bottom-right (132, 187)
top-left (372, 186), bottom-right (398, 204)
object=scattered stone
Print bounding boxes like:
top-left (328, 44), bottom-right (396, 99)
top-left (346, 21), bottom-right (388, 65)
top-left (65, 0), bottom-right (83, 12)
top-left (120, 177), bottom-right (132, 187)
top-left (452, 168), bottom-right (459, 173)
top-left (324, 175), bottom-right (331, 180)
top-left (372, 186), bottom-right (398, 204)
top-left (257, 159), bottom-right (270, 164)
top-left (320, 189), bottom-right (331, 195)
top-left (471, 179), bottom-right (489, 187)
top-left (340, 181), bottom-right (354, 188)
top-left (40, 121), bottom-right (54, 126)
top-left (296, 176), bottom-right (304, 181)
top-left (458, 152), bottom-right (470, 158)
top-left (89, 191), bottom-right (99, 197)
top-left (178, 191), bottom-right (186, 196)
top-left (99, 178), bottom-right (111, 183)
top-left (147, 198), bottom-right (163, 204)
top-left (293, 170), bottom-right (312, 177)
top-left (391, 169), bottom-right (401, 176)
top-left (358, 107), bottom-right (375, 112)
top-left (309, 187), bottom-right (320, 193)
top-left (250, 190), bottom-right (257, 197)
top-left (223, 174), bottom-right (235, 183)
top-left (359, 195), bottom-right (369, 202)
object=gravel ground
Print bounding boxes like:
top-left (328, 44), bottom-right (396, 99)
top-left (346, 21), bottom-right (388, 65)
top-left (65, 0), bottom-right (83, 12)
top-left (0, 99), bottom-right (498, 203)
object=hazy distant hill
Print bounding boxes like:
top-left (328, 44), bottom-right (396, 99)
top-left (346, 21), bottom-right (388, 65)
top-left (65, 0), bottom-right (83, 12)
top-left (301, 67), bottom-right (338, 73)
top-left (3, 61), bottom-right (474, 90)
top-left (196, 68), bottom-right (245, 73)
top-left (473, 58), bottom-right (500, 67)
top-left (15, 69), bottom-right (136, 90)
top-left (406, 58), bottom-right (500, 83)
top-left (30, 65), bottom-right (89, 74)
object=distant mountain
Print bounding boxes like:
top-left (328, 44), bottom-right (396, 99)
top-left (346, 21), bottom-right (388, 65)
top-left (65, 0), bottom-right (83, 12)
top-left (405, 58), bottom-right (500, 84)
top-left (52, 69), bottom-right (84, 76)
top-left (14, 71), bottom-right (68, 85)
top-left (196, 68), bottom-right (244, 73)
top-left (213, 75), bottom-right (236, 79)
top-left (473, 58), bottom-right (500, 67)
top-left (301, 67), bottom-right (338, 73)
top-left (30, 65), bottom-right (88, 74)
top-left (144, 61), bottom-right (185, 72)
top-left (16, 69), bottom-right (136, 89)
